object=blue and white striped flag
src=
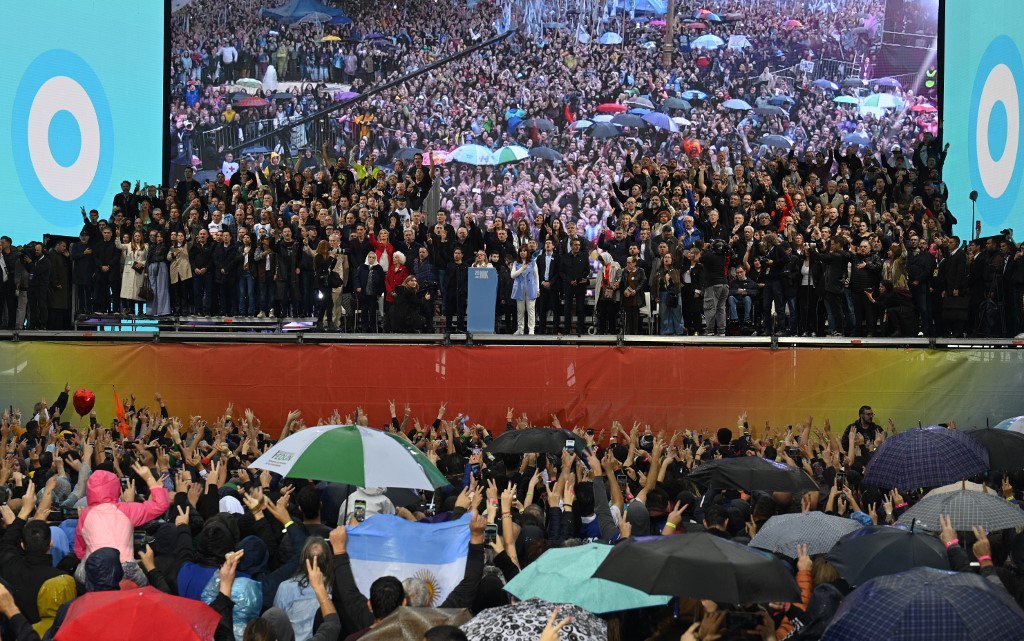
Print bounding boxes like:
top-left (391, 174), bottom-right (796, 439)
top-left (347, 514), bottom-right (470, 606)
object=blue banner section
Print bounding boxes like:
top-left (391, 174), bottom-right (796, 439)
top-left (0, 0), bottom-right (164, 243)
top-left (467, 267), bottom-right (498, 333)
top-left (944, 0), bottom-right (1024, 237)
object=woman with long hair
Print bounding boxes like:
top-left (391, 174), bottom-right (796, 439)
top-left (272, 537), bottom-right (335, 641)
top-left (115, 230), bottom-right (148, 316)
top-left (238, 233), bottom-right (258, 317)
top-left (510, 244), bottom-right (540, 335)
top-left (313, 240), bottom-right (337, 330)
top-left (145, 230), bottom-right (171, 316)
top-left (167, 231), bottom-right (193, 315)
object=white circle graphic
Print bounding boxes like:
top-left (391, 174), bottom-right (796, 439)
top-left (26, 76), bottom-right (101, 202)
top-left (976, 63), bottom-right (1019, 199)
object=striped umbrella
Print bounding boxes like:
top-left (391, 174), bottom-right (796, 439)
top-left (750, 512), bottom-right (862, 557)
top-left (249, 424), bottom-right (448, 490)
top-left (897, 489), bottom-right (1024, 532)
top-left (862, 426), bottom-right (989, 490)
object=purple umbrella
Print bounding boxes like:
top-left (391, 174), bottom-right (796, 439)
top-left (862, 426), bottom-right (989, 490)
top-left (872, 77), bottom-right (902, 89)
top-left (335, 91), bottom-right (360, 101)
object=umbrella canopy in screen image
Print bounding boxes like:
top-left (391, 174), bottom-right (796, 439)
top-left (758, 135), bottom-right (793, 150)
top-left (723, 99), bottom-right (753, 110)
top-left (393, 147), bottom-right (423, 162)
top-left (528, 146), bottom-right (563, 161)
top-left (834, 95), bottom-right (860, 105)
top-left (461, 599), bottom-right (606, 641)
top-left (493, 145), bottom-right (530, 164)
top-left (450, 144), bottom-right (496, 166)
top-left (503, 543), bottom-right (670, 614)
top-left (994, 415), bottom-right (1024, 433)
top-left (861, 426), bottom-right (989, 490)
top-left (750, 511), bottom-right (863, 558)
top-left (626, 95), bottom-right (655, 109)
top-left (821, 567), bottom-right (1024, 641)
top-left (611, 113), bottom-right (647, 128)
top-left (521, 118), bottom-right (556, 132)
top-left (589, 122), bottom-right (622, 139)
top-left (691, 34), bottom-right (725, 49)
top-left (826, 525), bottom-right (949, 587)
top-left (842, 132), bottom-right (873, 147)
top-left (642, 112), bottom-right (679, 132)
top-left (662, 96), bottom-right (692, 110)
top-left (593, 533), bottom-right (801, 603)
top-left (813, 79), bottom-right (840, 91)
top-left (599, 32), bottom-right (623, 45)
top-left (249, 424), bottom-right (448, 490)
top-left (755, 105), bottom-right (789, 118)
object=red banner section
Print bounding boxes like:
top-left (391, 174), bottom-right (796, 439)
top-left (2, 342), bottom-right (1023, 436)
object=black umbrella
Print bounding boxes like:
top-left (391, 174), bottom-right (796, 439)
top-left (589, 123), bottom-right (622, 139)
top-left (963, 427), bottom-right (1024, 471)
top-left (688, 457), bottom-right (818, 492)
top-left (610, 113), bottom-right (647, 128)
top-left (662, 97), bottom-right (692, 111)
top-left (593, 533), bottom-right (800, 603)
top-left (521, 118), bottom-right (556, 132)
top-left (826, 525), bottom-right (949, 587)
top-left (272, 92), bottom-right (295, 101)
top-left (393, 147), bottom-right (424, 162)
top-left (487, 427), bottom-right (581, 454)
top-left (841, 76), bottom-right (868, 88)
top-left (528, 147), bottom-right (563, 162)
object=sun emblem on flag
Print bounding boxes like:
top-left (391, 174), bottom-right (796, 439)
top-left (413, 569), bottom-right (441, 606)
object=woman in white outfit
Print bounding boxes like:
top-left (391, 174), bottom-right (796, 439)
top-left (510, 244), bottom-right (539, 335)
top-left (115, 231), bottom-right (148, 316)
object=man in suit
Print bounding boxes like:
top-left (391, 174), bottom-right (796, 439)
top-left (940, 235), bottom-right (968, 337)
top-left (563, 221), bottom-right (587, 254)
top-left (561, 237), bottom-right (590, 335)
top-left (27, 243), bottom-right (50, 330)
top-left (536, 239), bottom-right (561, 334)
top-left (444, 247), bottom-right (469, 332)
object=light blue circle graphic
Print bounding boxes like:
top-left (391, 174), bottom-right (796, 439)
top-left (11, 49), bottom-right (114, 225)
top-left (48, 110), bottom-right (82, 168)
top-left (989, 101), bottom-right (1008, 162)
top-left (968, 35), bottom-right (1024, 231)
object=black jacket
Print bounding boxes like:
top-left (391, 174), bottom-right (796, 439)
top-left (70, 242), bottom-right (96, 285)
top-left (537, 252), bottom-right (561, 288)
top-left (561, 250), bottom-right (590, 286)
top-left (699, 249), bottom-right (730, 287)
top-left (819, 249), bottom-right (853, 294)
top-left (444, 262), bottom-right (469, 304)
top-left (906, 250), bottom-right (935, 286)
top-left (391, 286), bottom-right (423, 331)
top-left (0, 518), bottom-right (67, 622)
top-left (212, 243), bottom-right (240, 283)
top-left (189, 240), bottom-right (215, 275)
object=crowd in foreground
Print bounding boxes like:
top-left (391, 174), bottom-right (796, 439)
top-left (2, 387), bottom-right (1024, 641)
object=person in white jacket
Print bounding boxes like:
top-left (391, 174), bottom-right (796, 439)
top-left (339, 486), bottom-right (395, 524)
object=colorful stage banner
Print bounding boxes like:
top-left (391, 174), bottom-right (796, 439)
top-left (1, 342), bottom-right (1022, 436)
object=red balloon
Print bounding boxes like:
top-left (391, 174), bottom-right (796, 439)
top-left (73, 388), bottom-right (95, 417)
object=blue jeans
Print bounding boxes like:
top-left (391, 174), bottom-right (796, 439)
top-left (659, 292), bottom-right (684, 335)
top-left (728, 295), bottom-right (752, 323)
top-left (257, 280), bottom-right (274, 315)
top-left (192, 272), bottom-right (212, 315)
top-left (237, 272), bottom-right (255, 316)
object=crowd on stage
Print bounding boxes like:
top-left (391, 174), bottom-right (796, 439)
top-left (2, 390), bottom-right (1024, 641)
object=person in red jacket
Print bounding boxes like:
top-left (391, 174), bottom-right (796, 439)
top-left (384, 251), bottom-right (409, 331)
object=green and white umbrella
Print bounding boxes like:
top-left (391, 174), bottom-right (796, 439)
top-left (250, 424), bottom-right (448, 490)
top-left (493, 145), bottom-right (530, 164)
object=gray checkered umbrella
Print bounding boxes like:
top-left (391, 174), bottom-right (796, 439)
top-left (750, 512), bottom-right (864, 557)
top-left (896, 489), bottom-right (1024, 532)
top-left (862, 427), bottom-right (989, 490)
top-left (822, 567), bottom-right (1024, 641)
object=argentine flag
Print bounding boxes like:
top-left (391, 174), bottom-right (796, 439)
top-left (347, 514), bottom-right (471, 606)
